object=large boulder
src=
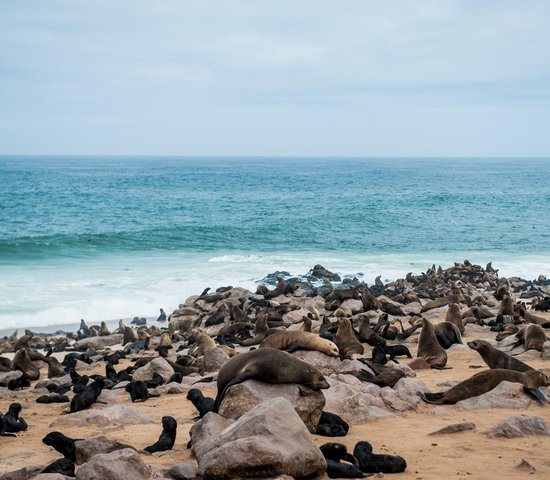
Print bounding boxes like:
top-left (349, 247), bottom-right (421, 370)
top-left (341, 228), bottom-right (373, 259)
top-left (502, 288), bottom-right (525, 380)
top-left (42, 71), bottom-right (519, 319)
top-left (0, 371), bottom-right (22, 384)
top-left (456, 382), bottom-right (532, 410)
top-left (203, 347), bottom-right (229, 372)
top-left (74, 334), bottom-right (123, 351)
top-left (488, 415), bottom-right (550, 438)
top-left (164, 464), bottom-right (198, 480)
top-left (51, 406), bottom-right (154, 428)
top-left (190, 398), bottom-right (327, 479)
top-left (218, 379), bottom-right (325, 433)
top-left (291, 350), bottom-right (341, 375)
top-left (0, 465), bottom-right (45, 480)
top-left (132, 357), bottom-right (174, 382)
top-left (75, 448), bottom-right (151, 480)
top-left (75, 435), bottom-right (136, 464)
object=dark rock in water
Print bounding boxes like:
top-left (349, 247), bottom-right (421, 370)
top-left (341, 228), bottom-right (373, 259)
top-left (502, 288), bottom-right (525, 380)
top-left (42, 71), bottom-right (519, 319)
top-left (429, 422), bottom-right (476, 435)
top-left (260, 271), bottom-right (292, 285)
top-left (131, 317), bottom-right (147, 326)
top-left (308, 264), bottom-right (341, 282)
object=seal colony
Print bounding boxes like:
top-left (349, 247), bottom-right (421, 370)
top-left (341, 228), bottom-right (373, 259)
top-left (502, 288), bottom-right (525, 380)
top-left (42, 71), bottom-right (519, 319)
top-left (1, 261), bottom-right (550, 479)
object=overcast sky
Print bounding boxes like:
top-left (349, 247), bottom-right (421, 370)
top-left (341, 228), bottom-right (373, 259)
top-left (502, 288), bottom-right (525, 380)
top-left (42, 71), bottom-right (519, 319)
top-left (1, 0), bottom-right (549, 156)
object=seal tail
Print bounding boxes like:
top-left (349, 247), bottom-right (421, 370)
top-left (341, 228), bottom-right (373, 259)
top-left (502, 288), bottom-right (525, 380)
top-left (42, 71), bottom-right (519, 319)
top-left (417, 391), bottom-right (445, 405)
top-left (524, 387), bottom-right (547, 405)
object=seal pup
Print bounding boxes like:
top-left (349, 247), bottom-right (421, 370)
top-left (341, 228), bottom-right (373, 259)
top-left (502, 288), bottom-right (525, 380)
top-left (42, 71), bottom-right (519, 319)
top-left (353, 441), bottom-right (407, 474)
top-left (214, 348), bottom-right (329, 410)
top-left (41, 458), bottom-right (75, 476)
top-left (2, 403), bottom-right (28, 433)
top-left (434, 321), bottom-right (462, 349)
top-left (186, 388), bottom-right (215, 418)
top-left (334, 318), bottom-right (364, 357)
top-left (467, 340), bottom-right (533, 372)
top-left (446, 303), bottom-right (465, 334)
top-left (43, 432), bottom-right (78, 462)
top-left (320, 443), bottom-right (366, 479)
top-left (316, 411), bottom-right (349, 437)
top-left (357, 363), bottom-right (406, 388)
top-left (70, 378), bottom-right (104, 413)
top-left (260, 330), bottom-right (339, 357)
top-left (144, 416), bottom-right (177, 453)
top-left (0, 413), bottom-right (15, 437)
top-left (417, 318), bottom-right (448, 368)
top-left (46, 357), bottom-right (66, 379)
top-left (498, 295), bottom-right (515, 316)
top-left (125, 380), bottom-right (149, 403)
top-left (418, 369), bottom-right (549, 405)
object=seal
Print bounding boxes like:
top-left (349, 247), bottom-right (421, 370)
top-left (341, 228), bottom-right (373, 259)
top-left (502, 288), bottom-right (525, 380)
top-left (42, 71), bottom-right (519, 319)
top-left (467, 340), bottom-right (533, 372)
top-left (70, 378), bottom-right (104, 413)
top-left (263, 276), bottom-right (285, 299)
top-left (125, 380), bottom-right (149, 403)
top-left (186, 388), bottom-right (215, 418)
top-left (320, 443), bottom-right (366, 479)
top-left (46, 357), bottom-right (65, 379)
top-left (445, 303), bottom-right (464, 334)
top-left (316, 411), bottom-right (349, 437)
top-left (12, 348), bottom-right (40, 380)
top-left (418, 369), bottom-right (549, 405)
top-left (214, 347), bottom-right (329, 410)
top-left (434, 321), bottom-right (463, 349)
top-left (514, 324), bottom-right (547, 352)
top-left (189, 330), bottom-right (217, 356)
top-left (420, 293), bottom-right (464, 313)
top-left (334, 318), bottom-right (364, 357)
top-left (145, 416), bottom-right (177, 453)
top-left (41, 458), bottom-right (75, 476)
top-left (260, 330), bottom-right (339, 357)
top-left (43, 431), bottom-right (77, 462)
top-left (353, 441), bottom-right (407, 474)
top-left (240, 313), bottom-right (268, 346)
top-left (498, 295), bottom-right (515, 316)
top-left (2, 403), bottom-right (28, 433)
top-left (416, 318), bottom-right (448, 368)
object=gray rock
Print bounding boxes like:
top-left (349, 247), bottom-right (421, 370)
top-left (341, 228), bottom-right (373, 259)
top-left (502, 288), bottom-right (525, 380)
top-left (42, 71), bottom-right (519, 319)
top-left (488, 415), bottom-right (550, 438)
top-left (190, 398), bottom-right (326, 480)
top-left (153, 382), bottom-right (190, 395)
top-left (517, 458), bottom-right (537, 473)
top-left (189, 412), bottom-right (233, 459)
top-left (203, 347), bottom-right (229, 372)
top-left (164, 464), bottom-right (197, 480)
top-left (429, 422), bottom-right (476, 435)
top-left (217, 379), bottom-right (325, 433)
top-left (74, 334), bottom-right (123, 351)
top-left (283, 308), bottom-right (311, 324)
top-left (133, 357), bottom-right (175, 382)
top-left (97, 389), bottom-right (129, 404)
top-left (456, 382), bottom-right (532, 410)
top-left (51, 406), bottom-right (154, 428)
top-left (75, 448), bottom-right (151, 480)
top-left (34, 375), bottom-right (71, 389)
top-left (340, 299), bottom-right (363, 313)
top-left (75, 435), bottom-right (136, 464)
top-left (291, 350), bottom-right (341, 375)
top-left (28, 475), bottom-right (67, 480)
top-left (0, 465), bottom-right (45, 480)
top-left (0, 370), bottom-right (22, 384)
top-left (393, 377), bottom-right (428, 406)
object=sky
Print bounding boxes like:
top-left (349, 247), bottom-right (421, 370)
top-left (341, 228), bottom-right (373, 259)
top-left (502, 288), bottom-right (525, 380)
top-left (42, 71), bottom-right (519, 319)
top-left (1, 0), bottom-right (549, 156)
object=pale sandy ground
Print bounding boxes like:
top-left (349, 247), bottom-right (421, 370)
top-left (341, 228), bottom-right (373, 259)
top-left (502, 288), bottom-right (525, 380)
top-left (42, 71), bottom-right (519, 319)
top-left (1, 312), bottom-right (550, 479)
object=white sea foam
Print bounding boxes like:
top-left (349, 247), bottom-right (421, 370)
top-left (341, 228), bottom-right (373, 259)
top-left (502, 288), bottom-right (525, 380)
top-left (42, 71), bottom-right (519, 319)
top-left (0, 250), bottom-right (549, 332)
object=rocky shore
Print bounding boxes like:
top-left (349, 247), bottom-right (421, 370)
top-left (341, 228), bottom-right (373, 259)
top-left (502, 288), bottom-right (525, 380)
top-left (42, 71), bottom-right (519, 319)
top-left (1, 261), bottom-right (550, 479)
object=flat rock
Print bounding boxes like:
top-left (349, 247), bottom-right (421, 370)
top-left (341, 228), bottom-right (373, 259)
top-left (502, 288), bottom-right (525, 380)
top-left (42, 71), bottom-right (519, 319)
top-left (51, 406), bottom-right (154, 428)
top-left (34, 375), bottom-right (71, 389)
top-left (97, 388), bottom-right (129, 404)
top-left (291, 350), bottom-right (341, 375)
top-left (0, 371), bottom-right (22, 384)
top-left (429, 422), bottom-right (476, 435)
top-left (0, 465), bottom-right (45, 480)
top-left (133, 357), bottom-right (175, 382)
top-left (28, 475), bottom-right (67, 480)
top-left (218, 379), bottom-right (325, 433)
top-left (203, 347), bottom-right (230, 372)
top-left (456, 382), bottom-right (532, 410)
top-left (283, 307), bottom-right (311, 325)
top-left (74, 334), bottom-right (123, 351)
top-left (75, 448), bottom-right (151, 480)
top-left (190, 398), bottom-right (326, 480)
top-left (340, 299), bottom-right (363, 313)
top-left (488, 415), bottom-right (550, 438)
top-left (164, 464), bottom-right (198, 480)
top-left (75, 435), bottom-right (136, 464)
top-left (153, 382), bottom-right (189, 395)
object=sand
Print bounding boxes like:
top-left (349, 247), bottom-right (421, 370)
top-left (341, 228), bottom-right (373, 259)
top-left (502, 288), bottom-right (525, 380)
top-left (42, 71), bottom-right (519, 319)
top-left (1, 311), bottom-right (550, 479)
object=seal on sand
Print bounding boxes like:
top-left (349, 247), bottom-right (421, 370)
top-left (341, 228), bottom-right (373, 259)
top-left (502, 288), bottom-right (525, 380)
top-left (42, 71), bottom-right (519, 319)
top-left (214, 347), bottom-right (329, 410)
top-left (145, 416), bottom-right (177, 453)
top-left (418, 369), bottom-right (549, 405)
top-left (260, 330), bottom-right (339, 357)
top-left (334, 318), bottom-right (364, 357)
top-left (467, 340), bottom-right (533, 372)
top-left (416, 318), bottom-right (448, 368)
top-left (446, 303), bottom-right (465, 334)
top-left (434, 321), bottom-right (462, 349)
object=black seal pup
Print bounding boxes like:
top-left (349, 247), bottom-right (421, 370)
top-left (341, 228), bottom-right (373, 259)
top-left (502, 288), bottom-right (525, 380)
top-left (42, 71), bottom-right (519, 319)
top-left (3, 403), bottom-right (28, 433)
top-left (144, 416), bottom-right (177, 453)
top-left (320, 443), bottom-right (366, 478)
top-left (186, 388), bottom-right (215, 418)
top-left (354, 440), bottom-right (407, 473)
top-left (315, 411), bottom-right (349, 437)
top-left (125, 380), bottom-right (149, 403)
top-left (70, 378), bottom-right (104, 413)
top-left (41, 458), bottom-right (75, 476)
top-left (43, 431), bottom-right (78, 462)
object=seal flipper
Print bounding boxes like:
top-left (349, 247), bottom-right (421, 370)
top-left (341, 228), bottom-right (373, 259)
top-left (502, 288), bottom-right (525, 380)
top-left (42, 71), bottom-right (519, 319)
top-left (213, 372), bottom-right (254, 411)
top-left (417, 391), bottom-right (446, 405)
top-left (524, 387), bottom-right (547, 405)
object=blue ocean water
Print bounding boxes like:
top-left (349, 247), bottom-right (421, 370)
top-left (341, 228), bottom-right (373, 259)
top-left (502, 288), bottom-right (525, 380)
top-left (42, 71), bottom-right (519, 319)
top-left (1, 156), bottom-right (549, 331)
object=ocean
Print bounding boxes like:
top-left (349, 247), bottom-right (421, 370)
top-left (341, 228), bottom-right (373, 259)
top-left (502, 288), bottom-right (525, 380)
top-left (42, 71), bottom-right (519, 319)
top-left (1, 156), bottom-right (549, 333)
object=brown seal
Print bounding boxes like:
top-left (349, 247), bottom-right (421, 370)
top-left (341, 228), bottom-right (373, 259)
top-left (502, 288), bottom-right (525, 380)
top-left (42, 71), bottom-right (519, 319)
top-left (263, 277), bottom-right (285, 299)
top-left (260, 330), bottom-right (339, 357)
top-left (189, 330), bottom-right (217, 357)
top-left (334, 318), bottom-right (364, 356)
top-left (420, 293), bottom-right (464, 313)
top-left (445, 304), bottom-right (464, 334)
top-left (434, 321), bottom-right (462, 349)
top-left (214, 347), bottom-right (330, 410)
top-left (467, 340), bottom-right (533, 372)
top-left (12, 349), bottom-right (40, 380)
top-left (418, 369), bottom-right (549, 404)
top-left (498, 295), bottom-right (515, 316)
top-left (514, 324), bottom-right (547, 352)
top-left (416, 318), bottom-right (448, 368)
top-left (239, 312), bottom-right (269, 346)
top-left (99, 322), bottom-right (110, 336)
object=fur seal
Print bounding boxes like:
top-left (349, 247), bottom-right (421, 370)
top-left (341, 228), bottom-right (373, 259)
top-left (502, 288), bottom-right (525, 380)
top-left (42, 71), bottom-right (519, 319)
top-left (334, 318), bottom-right (364, 357)
top-left (43, 432), bottom-right (77, 462)
top-left (41, 458), bottom-right (75, 476)
top-left (12, 349), bottom-right (40, 380)
top-left (189, 330), bottom-right (217, 356)
top-left (260, 330), bottom-right (339, 356)
top-left (2, 403), bottom-right (28, 433)
top-left (46, 357), bottom-right (66, 378)
top-left (467, 340), bottom-right (533, 372)
top-left (353, 441), bottom-right (407, 474)
top-left (157, 308), bottom-right (167, 322)
top-left (70, 378), bottom-right (104, 413)
top-left (263, 276), bottom-right (285, 299)
top-left (316, 411), bottom-right (349, 437)
top-left (446, 303), bottom-right (464, 334)
top-left (214, 348), bottom-right (329, 410)
top-left (186, 388), bottom-right (215, 418)
top-left (498, 295), bottom-right (515, 316)
top-left (320, 443), bottom-right (366, 478)
top-left (421, 293), bottom-right (464, 313)
top-left (434, 321), bottom-right (463, 349)
top-left (419, 369), bottom-right (549, 405)
top-left (145, 416), bottom-right (177, 453)
top-left (514, 324), bottom-right (547, 352)
top-left (416, 318), bottom-right (448, 368)
top-left (125, 380), bottom-right (149, 403)
top-left (240, 313), bottom-right (268, 346)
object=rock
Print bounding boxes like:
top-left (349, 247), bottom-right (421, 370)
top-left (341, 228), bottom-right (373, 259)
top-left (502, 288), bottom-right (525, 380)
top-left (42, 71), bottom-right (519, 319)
top-left (97, 388), bottom-right (128, 404)
top-left (0, 465), bottom-right (45, 480)
top-left (133, 357), bottom-right (175, 382)
top-left (34, 375), bottom-right (71, 389)
top-left (407, 358), bottom-right (431, 370)
top-left (203, 347), bottom-right (229, 372)
top-left (190, 398), bottom-right (326, 480)
top-left (153, 382), bottom-right (190, 395)
top-left (338, 359), bottom-right (371, 376)
top-left (74, 334), bottom-right (123, 351)
top-left (0, 370), bottom-right (22, 384)
top-left (28, 475), bottom-right (67, 480)
top-left (380, 387), bottom-right (418, 412)
top-left (429, 422), bottom-right (476, 435)
top-left (340, 299), bottom-right (363, 314)
top-left (75, 448), bottom-right (151, 480)
top-left (393, 377), bottom-right (428, 407)
top-left (74, 359), bottom-right (93, 371)
top-left (291, 350), bottom-right (341, 375)
top-left (51, 406), bottom-right (154, 428)
top-left (487, 415), bottom-right (550, 438)
top-left (542, 341), bottom-right (550, 360)
top-left (387, 362), bottom-right (416, 377)
top-left (75, 435), bottom-right (136, 464)
top-left (517, 458), bottom-right (537, 473)
top-left (164, 464), bottom-right (198, 480)
top-left (308, 264), bottom-right (341, 282)
top-left (283, 308), bottom-right (311, 324)
top-left (189, 412), bottom-right (234, 459)
top-left (218, 379), bottom-right (325, 433)
top-left (456, 382), bottom-right (532, 410)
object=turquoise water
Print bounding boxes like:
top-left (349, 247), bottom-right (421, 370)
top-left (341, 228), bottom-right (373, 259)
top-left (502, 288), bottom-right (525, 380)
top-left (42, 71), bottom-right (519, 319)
top-left (1, 156), bottom-right (549, 330)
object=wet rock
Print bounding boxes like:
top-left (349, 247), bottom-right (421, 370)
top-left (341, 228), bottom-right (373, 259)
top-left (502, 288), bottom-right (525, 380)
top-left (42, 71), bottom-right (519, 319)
top-left (133, 357), bottom-right (175, 383)
top-left (456, 382), bottom-right (531, 410)
top-left (488, 415), bottom-right (550, 438)
top-left (203, 347), bottom-right (229, 372)
top-left (308, 265), bottom-right (341, 282)
top-left (164, 464), bottom-right (198, 480)
top-left (429, 422), bottom-right (476, 435)
top-left (75, 448), bottom-right (151, 480)
top-left (190, 398), bottom-right (326, 480)
top-left (74, 334), bottom-right (123, 351)
top-left (51, 406), bottom-right (154, 428)
top-left (75, 435), bottom-right (136, 464)
top-left (218, 379), bottom-right (325, 433)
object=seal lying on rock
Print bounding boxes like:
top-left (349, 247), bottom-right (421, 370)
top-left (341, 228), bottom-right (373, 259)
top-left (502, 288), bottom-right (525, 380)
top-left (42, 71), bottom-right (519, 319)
top-left (260, 330), bottom-right (339, 357)
top-left (214, 347), bottom-right (329, 410)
